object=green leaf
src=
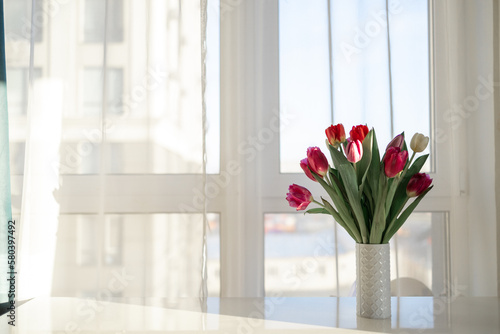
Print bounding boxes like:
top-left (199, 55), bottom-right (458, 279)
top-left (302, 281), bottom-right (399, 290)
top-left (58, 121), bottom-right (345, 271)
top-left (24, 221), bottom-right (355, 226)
top-left (407, 154), bottom-right (429, 177)
top-left (361, 199), bottom-right (371, 231)
top-left (320, 197), bottom-right (360, 243)
top-left (385, 175), bottom-right (402, 217)
top-left (329, 144), bottom-right (370, 243)
top-left (338, 163), bottom-right (369, 243)
top-left (329, 168), bottom-right (348, 201)
top-left (311, 170), bottom-right (362, 243)
top-left (357, 130), bottom-right (373, 188)
top-left (366, 129), bottom-right (381, 204)
top-left (328, 143), bottom-right (349, 170)
top-left (369, 172), bottom-right (388, 244)
top-left (306, 208), bottom-right (329, 214)
top-left (388, 154), bottom-right (429, 222)
top-left (382, 185), bottom-right (433, 243)
top-left (362, 181), bottom-right (375, 218)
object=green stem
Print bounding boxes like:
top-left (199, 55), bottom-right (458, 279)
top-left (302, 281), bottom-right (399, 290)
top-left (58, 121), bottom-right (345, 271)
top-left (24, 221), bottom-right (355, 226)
top-left (401, 151), bottom-right (416, 179)
top-left (312, 199), bottom-right (324, 207)
top-left (382, 197), bottom-right (409, 243)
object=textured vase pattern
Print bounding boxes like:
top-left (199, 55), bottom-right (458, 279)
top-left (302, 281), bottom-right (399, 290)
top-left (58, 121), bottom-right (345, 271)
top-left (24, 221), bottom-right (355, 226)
top-left (356, 243), bottom-right (391, 319)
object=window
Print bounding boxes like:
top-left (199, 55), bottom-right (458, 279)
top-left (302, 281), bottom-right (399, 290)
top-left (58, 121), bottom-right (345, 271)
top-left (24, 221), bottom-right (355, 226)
top-left (82, 68), bottom-right (124, 116)
top-left (279, 0), bottom-right (431, 173)
top-left (52, 214), bottom-right (220, 297)
top-left (83, 0), bottom-right (124, 43)
top-left (6, 68), bottom-right (41, 115)
top-left (265, 212), bottom-right (449, 296)
top-left (4, 0), bottom-right (44, 42)
top-left (269, 0), bottom-right (438, 296)
top-left (7, 0), bottom-right (222, 299)
top-left (6, 0), bottom-right (493, 300)
top-left (250, 0), bottom-right (452, 298)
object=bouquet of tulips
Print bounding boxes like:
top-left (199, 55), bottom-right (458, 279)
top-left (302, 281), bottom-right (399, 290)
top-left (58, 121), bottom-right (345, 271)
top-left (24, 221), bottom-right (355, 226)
top-left (286, 124), bottom-right (433, 244)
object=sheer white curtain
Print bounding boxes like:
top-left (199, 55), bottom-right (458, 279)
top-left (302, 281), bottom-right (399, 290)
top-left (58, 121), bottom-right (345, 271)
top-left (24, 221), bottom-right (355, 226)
top-left (5, 0), bottom-right (213, 301)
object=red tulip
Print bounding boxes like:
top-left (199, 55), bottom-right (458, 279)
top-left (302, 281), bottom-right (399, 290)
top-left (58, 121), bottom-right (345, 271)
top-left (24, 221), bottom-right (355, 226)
top-left (406, 173), bottom-right (432, 197)
top-left (384, 147), bottom-right (408, 178)
top-left (386, 133), bottom-right (404, 150)
top-left (307, 147), bottom-right (329, 177)
top-left (286, 184), bottom-right (313, 211)
top-left (349, 125), bottom-right (369, 143)
top-left (325, 124), bottom-right (346, 147)
top-left (300, 158), bottom-right (316, 182)
top-left (345, 139), bottom-right (363, 163)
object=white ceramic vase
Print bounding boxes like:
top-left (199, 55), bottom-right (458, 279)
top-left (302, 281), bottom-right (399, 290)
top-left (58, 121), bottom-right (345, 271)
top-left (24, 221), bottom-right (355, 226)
top-left (356, 243), bottom-right (391, 319)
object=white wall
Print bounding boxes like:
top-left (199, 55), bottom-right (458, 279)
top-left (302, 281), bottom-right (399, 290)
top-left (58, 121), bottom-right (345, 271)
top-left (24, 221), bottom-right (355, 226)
top-left (463, 0), bottom-right (497, 296)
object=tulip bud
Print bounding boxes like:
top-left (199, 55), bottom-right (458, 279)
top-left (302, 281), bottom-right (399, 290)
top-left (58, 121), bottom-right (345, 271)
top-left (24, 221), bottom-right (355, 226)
top-left (384, 147), bottom-right (408, 178)
top-left (406, 173), bottom-right (432, 197)
top-left (410, 133), bottom-right (429, 153)
top-left (386, 132), bottom-right (405, 150)
top-left (300, 158), bottom-right (316, 182)
top-left (307, 147), bottom-right (329, 177)
top-left (325, 124), bottom-right (346, 148)
top-left (286, 184), bottom-right (313, 211)
top-left (349, 125), bottom-right (369, 143)
top-left (345, 139), bottom-right (363, 163)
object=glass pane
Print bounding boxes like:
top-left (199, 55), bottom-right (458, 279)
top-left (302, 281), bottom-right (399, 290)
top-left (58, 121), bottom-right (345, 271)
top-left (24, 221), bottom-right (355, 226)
top-left (4, 0), bottom-right (44, 42)
top-left (82, 68), bottom-right (103, 116)
top-left (6, 69), bottom-right (25, 115)
top-left (265, 213), bottom-right (339, 296)
top-left (329, 0), bottom-right (393, 146)
top-left (390, 0), bottom-right (431, 172)
top-left (279, 0), bottom-right (332, 173)
top-left (265, 212), bottom-right (449, 297)
top-left (100, 1), bottom-right (220, 174)
top-left (82, 68), bottom-right (123, 116)
top-left (7, 68), bottom-right (42, 116)
top-left (392, 212), bottom-right (449, 296)
top-left (206, 0), bottom-right (221, 174)
top-left (52, 213), bottom-right (220, 298)
top-left (279, 0), bottom-right (430, 172)
top-left (84, 0), bottom-right (123, 43)
top-left (6, 1), bottom-right (220, 175)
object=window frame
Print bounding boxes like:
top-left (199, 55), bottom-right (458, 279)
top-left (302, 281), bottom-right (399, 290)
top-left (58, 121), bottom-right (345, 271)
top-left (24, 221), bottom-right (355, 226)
top-left (219, 0), bottom-right (460, 297)
top-left (8, 0), bottom-right (497, 298)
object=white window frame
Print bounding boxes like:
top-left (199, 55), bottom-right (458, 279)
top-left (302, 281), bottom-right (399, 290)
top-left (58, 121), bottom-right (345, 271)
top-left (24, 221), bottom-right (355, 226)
top-left (9, 0), bottom-right (497, 298)
top-left (219, 0), bottom-right (498, 297)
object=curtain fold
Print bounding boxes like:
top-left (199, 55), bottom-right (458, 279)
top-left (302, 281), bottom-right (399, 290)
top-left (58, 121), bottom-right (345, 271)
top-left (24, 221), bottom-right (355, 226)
top-left (5, 0), bottom-right (212, 302)
top-left (0, 0), bottom-right (13, 306)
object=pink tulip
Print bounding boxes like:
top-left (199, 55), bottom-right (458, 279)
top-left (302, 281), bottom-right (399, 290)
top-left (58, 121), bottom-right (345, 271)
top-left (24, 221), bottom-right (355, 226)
top-left (345, 139), bottom-right (363, 163)
top-left (406, 173), bottom-right (432, 197)
top-left (307, 147), bottom-right (329, 177)
top-left (384, 147), bottom-right (408, 178)
top-left (325, 124), bottom-right (346, 147)
top-left (386, 133), bottom-right (404, 150)
top-left (300, 158), bottom-right (316, 182)
top-left (286, 184), bottom-right (313, 211)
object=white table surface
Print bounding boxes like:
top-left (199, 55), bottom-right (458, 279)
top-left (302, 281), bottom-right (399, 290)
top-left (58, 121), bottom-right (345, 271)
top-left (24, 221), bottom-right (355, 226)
top-left (0, 296), bottom-right (499, 333)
